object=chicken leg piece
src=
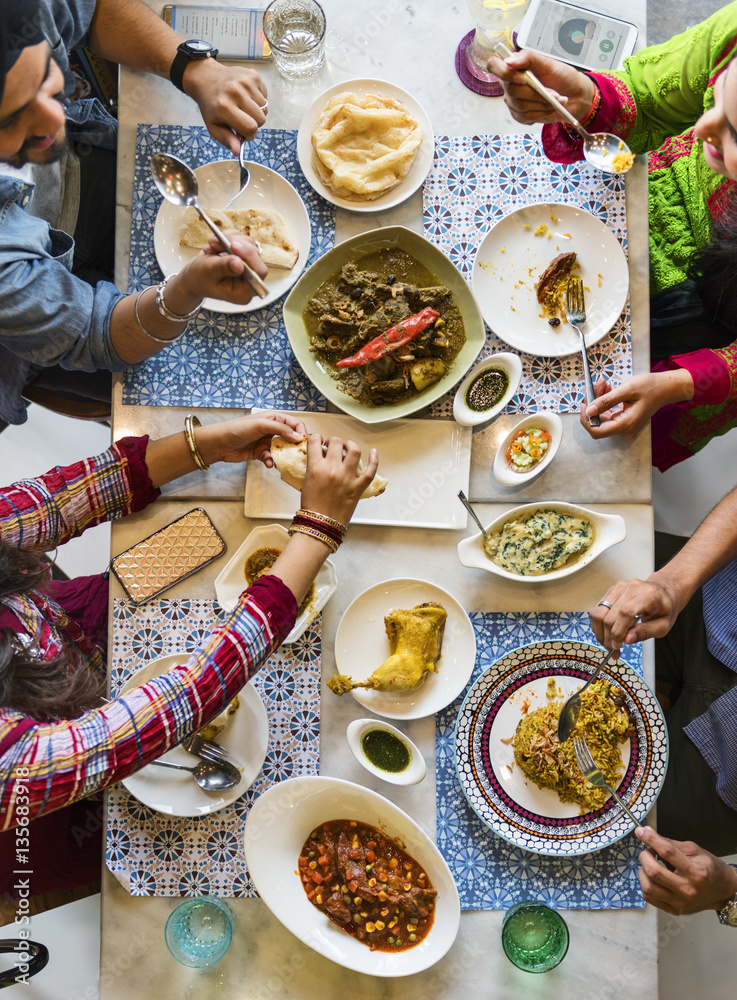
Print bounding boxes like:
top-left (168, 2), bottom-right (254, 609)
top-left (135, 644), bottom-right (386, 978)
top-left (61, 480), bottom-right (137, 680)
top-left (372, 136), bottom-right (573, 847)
top-left (328, 602), bottom-right (447, 695)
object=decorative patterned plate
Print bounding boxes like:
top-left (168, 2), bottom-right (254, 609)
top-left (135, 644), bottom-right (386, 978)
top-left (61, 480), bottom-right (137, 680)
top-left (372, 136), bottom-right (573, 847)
top-left (296, 78), bottom-right (434, 213)
top-left (455, 641), bottom-right (668, 855)
top-left (153, 160), bottom-right (311, 313)
top-left (120, 653), bottom-right (269, 817)
top-left (471, 203), bottom-right (629, 357)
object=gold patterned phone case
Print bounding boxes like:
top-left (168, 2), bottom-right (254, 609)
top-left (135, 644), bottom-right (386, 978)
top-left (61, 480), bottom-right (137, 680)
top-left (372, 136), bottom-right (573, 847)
top-left (111, 507), bottom-right (226, 605)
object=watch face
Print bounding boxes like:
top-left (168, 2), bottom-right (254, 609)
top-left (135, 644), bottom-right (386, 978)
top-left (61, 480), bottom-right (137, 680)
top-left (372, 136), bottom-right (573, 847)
top-left (185, 39), bottom-right (213, 54)
top-left (727, 906), bottom-right (737, 928)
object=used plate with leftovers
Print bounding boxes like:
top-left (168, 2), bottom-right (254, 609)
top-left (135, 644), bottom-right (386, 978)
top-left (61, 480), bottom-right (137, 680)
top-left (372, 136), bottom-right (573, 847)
top-left (303, 248), bottom-right (466, 408)
top-left (536, 251), bottom-right (578, 324)
top-left (483, 508), bottom-right (595, 576)
top-left (512, 678), bottom-right (633, 813)
top-left (179, 205), bottom-right (299, 269)
top-left (298, 818), bottom-right (437, 950)
top-left (328, 602), bottom-right (447, 696)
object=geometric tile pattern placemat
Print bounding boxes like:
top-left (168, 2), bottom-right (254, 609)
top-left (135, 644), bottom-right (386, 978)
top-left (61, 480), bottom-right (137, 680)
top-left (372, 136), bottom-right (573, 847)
top-left (121, 124), bottom-right (335, 411)
top-left (423, 134), bottom-right (631, 413)
top-left (106, 598), bottom-right (320, 896)
top-left (436, 611), bottom-right (645, 909)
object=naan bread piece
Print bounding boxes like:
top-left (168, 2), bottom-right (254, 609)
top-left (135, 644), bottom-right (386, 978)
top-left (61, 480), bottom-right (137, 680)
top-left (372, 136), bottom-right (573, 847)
top-left (179, 206), bottom-right (299, 269)
top-left (311, 91), bottom-right (422, 201)
top-left (271, 434), bottom-right (388, 498)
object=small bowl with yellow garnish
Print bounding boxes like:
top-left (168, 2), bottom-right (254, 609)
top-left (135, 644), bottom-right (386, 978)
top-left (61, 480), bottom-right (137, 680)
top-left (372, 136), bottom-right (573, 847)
top-left (214, 523), bottom-right (336, 642)
top-left (493, 412), bottom-right (563, 485)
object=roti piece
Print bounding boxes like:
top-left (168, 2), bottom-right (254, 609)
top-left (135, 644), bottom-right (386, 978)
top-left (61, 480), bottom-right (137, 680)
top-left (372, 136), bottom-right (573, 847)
top-left (271, 435), bottom-right (388, 499)
top-left (179, 206), bottom-right (299, 269)
top-left (311, 91), bottom-right (422, 201)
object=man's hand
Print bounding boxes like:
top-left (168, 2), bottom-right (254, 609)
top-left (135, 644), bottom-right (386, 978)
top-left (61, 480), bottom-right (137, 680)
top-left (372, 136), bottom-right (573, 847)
top-left (636, 826), bottom-right (737, 915)
top-left (182, 59), bottom-right (268, 153)
top-left (590, 568), bottom-right (690, 650)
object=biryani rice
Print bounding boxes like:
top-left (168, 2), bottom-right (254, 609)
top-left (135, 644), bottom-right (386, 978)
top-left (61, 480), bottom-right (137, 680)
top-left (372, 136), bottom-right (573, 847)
top-left (512, 679), bottom-right (633, 813)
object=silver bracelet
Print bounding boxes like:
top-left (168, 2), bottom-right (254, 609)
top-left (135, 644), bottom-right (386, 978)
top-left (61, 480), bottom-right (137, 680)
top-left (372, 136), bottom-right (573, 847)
top-left (156, 273), bottom-right (201, 322)
top-left (133, 288), bottom-right (185, 345)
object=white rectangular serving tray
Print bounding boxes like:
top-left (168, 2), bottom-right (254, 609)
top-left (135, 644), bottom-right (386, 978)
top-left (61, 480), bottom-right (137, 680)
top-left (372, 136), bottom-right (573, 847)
top-left (244, 411), bottom-right (471, 529)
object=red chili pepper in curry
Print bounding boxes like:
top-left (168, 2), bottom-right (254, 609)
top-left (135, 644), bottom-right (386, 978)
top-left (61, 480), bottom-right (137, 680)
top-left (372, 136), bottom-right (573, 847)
top-left (335, 307), bottom-right (440, 368)
top-left (298, 819), bottom-right (437, 951)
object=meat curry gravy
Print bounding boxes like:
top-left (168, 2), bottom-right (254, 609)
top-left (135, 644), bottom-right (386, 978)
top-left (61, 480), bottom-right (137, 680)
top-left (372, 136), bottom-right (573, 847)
top-left (245, 547), bottom-right (315, 616)
top-left (298, 819), bottom-right (437, 951)
top-left (303, 249), bottom-right (466, 407)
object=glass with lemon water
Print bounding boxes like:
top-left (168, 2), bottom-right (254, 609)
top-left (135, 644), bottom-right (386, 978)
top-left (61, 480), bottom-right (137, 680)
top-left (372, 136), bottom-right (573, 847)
top-left (465, 0), bottom-right (531, 78)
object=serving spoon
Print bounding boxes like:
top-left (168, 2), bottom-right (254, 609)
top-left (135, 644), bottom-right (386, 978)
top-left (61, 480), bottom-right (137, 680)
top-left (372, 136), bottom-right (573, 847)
top-left (457, 489), bottom-right (492, 543)
top-left (491, 41), bottom-right (634, 175)
top-left (149, 756), bottom-right (241, 791)
top-left (150, 152), bottom-right (267, 298)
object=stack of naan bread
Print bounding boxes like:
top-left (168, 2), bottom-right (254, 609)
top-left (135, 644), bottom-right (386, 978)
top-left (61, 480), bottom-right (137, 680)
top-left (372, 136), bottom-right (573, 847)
top-left (311, 91), bottom-right (422, 201)
top-left (179, 206), bottom-right (299, 269)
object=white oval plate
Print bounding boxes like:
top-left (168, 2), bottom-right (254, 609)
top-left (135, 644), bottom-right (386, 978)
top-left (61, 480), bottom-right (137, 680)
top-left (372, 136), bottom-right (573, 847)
top-left (346, 718), bottom-right (426, 786)
top-left (243, 776), bottom-right (460, 975)
top-left (153, 160), bottom-right (312, 313)
top-left (119, 653), bottom-right (268, 816)
top-left (455, 641), bottom-right (668, 855)
top-left (471, 203), bottom-right (628, 357)
top-left (493, 412), bottom-right (563, 486)
top-left (213, 523), bottom-right (336, 643)
top-left (457, 501), bottom-right (626, 583)
top-left (296, 78), bottom-right (434, 213)
top-left (452, 352), bottom-right (523, 427)
top-left (333, 578), bottom-right (476, 720)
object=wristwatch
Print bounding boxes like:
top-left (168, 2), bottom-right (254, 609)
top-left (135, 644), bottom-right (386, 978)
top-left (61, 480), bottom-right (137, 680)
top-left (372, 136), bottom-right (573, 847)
top-left (717, 888), bottom-right (737, 927)
top-left (170, 39), bottom-right (219, 94)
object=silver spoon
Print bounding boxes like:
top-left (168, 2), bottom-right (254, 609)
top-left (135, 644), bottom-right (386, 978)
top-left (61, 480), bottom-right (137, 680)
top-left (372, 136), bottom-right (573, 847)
top-left (457, 489), bottom-right (492, 543)
top-left (149, 756), bottom-right (241, 791)
top-left (224, 138), bottom-right (251, 209)
top-left (556, 648), bottom-right (618, 744)
top-left (491, 41), bottom-right (634, 175)
top-left (150, 152), bottom-right (267, 299)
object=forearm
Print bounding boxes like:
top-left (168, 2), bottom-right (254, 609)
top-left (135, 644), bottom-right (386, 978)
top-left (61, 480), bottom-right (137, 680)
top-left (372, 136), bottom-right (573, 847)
top-left (110, 278), bottom-right (203, 366)
top-left (88, 0), bottom-right (183, 78)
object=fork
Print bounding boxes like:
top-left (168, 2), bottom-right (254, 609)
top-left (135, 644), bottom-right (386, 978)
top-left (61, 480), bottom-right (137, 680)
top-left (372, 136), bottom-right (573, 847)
top-left (182, 732), bottom-right (231, 763)
top-left (565, 277), bottom-right (600, 428)
top-left (224, 138), bottom-right (251, 209)
top-left (573, 735), bottom-right (640, 827)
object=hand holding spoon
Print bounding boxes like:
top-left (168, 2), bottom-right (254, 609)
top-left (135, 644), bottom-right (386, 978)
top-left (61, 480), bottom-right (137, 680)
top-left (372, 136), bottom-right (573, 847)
top-left (150, 152), bottom-right (267, 298)
top-left (491, 41), bottom-right (634, 175)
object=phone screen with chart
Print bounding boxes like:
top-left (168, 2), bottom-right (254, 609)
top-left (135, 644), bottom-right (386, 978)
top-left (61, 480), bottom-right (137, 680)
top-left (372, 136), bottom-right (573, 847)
top-left (522, 1), bottom-right (635, 71)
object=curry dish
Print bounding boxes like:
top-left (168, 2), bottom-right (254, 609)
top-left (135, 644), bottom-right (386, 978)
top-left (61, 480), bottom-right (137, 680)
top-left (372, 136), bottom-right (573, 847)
top-left (298, 819), bottom-right (436, 950)
top-left (245, 546), bottom-right (314, 617)
top-left (303, 249), bottom-right (466, 407)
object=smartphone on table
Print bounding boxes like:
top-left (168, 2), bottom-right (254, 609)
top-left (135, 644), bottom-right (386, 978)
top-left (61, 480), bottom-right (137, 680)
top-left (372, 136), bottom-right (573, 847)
top-left (162, 5), bottom-right (271, 60)
top-left (515, 0), bottom-right (638, 72)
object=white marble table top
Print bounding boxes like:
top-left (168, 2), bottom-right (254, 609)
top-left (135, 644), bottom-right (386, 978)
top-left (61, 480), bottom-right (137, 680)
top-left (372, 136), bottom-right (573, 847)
top-left (103, 1), bottom-right (656, 997)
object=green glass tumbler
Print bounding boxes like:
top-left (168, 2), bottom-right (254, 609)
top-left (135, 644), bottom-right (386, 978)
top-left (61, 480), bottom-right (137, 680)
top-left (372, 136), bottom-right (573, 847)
top-left (501, 900), bottom-right (569, 973)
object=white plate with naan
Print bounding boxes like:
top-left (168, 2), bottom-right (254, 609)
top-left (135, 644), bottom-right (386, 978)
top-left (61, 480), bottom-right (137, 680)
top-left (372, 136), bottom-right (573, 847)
top-left (153, 160), bottom-right (312, 313)
top-left (297, 78), bottom-right (434, 213)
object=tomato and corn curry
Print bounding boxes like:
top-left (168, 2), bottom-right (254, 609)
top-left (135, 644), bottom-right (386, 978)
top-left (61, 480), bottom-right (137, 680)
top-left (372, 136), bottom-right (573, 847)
top-left (298, 819), bottom-right (436, 951)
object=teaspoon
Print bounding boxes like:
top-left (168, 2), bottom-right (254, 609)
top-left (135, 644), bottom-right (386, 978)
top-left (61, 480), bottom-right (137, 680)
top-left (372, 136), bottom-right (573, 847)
top-left (150, 152), bottom-right (267, 298)
top-left (149, 756), bottom-right (242, 791)
top-left (457, 490), bottom-right (492, 543)
top-left (491, 41), bottom-right (634, 175)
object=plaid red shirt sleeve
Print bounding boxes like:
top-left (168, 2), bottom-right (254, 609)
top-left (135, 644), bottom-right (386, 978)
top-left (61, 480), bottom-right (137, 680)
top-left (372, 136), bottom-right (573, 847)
top-left (0, 435), bottom-right (159, 552)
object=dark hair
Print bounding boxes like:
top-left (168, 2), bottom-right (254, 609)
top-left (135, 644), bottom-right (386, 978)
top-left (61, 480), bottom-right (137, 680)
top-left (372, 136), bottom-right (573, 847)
top-left (0, 0), bottom-right (46, 105)
top-left (688, 209), bottom-right (737, 335)
top-left (0, 540), bottom-right (104, 720)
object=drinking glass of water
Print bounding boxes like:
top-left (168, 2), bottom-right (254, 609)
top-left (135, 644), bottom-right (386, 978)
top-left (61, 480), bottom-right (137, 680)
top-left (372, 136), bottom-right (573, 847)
top-left (501, 900), bottom-right (569, 973)
top-left (263, 0), bottom-right (327, 80)
top-left (464, 0), bottom-right (531, 83)
top-left (165, 897), bottom-right (234, 968)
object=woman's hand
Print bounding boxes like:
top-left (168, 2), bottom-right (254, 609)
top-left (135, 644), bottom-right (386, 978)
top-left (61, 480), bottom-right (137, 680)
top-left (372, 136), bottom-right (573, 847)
top-left (636, 826), bottom-right (737, 915)
top-left (197, 413), bottom-right (307, 468)
top-left (580, 370), bottom-right (695, 440)
top-left (486, 48), bottom-right (594, 124)
top-left (181, 60), bottom-right (268, 153)
top-left (180, 234), bottom-right (269, 307)
top-left (300, 435), bottom-right (380, 527)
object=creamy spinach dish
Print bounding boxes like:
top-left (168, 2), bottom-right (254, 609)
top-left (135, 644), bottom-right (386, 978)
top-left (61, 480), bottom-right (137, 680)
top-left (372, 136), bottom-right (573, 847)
top-left (483, 509), bottom-right (594, 576)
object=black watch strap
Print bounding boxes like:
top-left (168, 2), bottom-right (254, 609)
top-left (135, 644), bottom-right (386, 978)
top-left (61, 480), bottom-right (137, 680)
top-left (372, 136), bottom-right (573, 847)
top-left (170, 40), bottom-right (218, 94)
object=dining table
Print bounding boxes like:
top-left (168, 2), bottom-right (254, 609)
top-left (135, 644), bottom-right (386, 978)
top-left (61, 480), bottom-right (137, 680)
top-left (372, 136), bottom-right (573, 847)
top-left (101, 0), bottom-right (658, 996)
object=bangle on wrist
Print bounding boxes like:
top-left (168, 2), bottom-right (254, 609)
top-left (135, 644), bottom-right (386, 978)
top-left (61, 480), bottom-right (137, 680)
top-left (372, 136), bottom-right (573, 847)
top-left (184, 414), bottom-right (210, 471)
top-left (579, 73), bottom-right (602, 127)
top-left (295, 509), bottom-right (348, 534)
top-left (134, 288), bottom-right (185, 345)
top-left (288, 521), bottom-right (341, 554)
top-left (156, 273), bottom-right (201, 322)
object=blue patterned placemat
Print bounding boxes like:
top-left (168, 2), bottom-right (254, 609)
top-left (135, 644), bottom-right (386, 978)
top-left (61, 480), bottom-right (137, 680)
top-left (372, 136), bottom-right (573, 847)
top-left (121, 124), bottom-right (335, 409)
top-left (423, 134), bottom-right (631, 413)
top-left (106, 598), bottom-right (321, 897)
top-left (436, 612), bottom-right (645, 910)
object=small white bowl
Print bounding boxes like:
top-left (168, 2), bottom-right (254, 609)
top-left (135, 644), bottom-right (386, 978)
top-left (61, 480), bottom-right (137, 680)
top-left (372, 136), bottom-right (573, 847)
top-left (493, 412), bottom-right (563, 486)
top-left (457, 501), bottom-right (626, 583)
top-left (453, 352), bottom-right (523, 427)
top-left (346, 718), bottom-right (426, 786)
top-left (214, 523), bottom-right (336, 643)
